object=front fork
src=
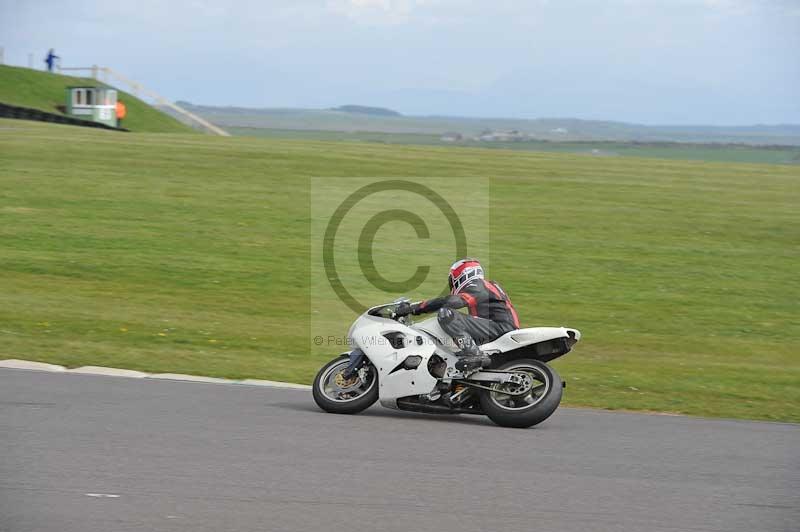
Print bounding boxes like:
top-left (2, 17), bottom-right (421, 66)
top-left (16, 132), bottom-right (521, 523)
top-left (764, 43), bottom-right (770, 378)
top-left (341, 348), bottom-right (366, 379)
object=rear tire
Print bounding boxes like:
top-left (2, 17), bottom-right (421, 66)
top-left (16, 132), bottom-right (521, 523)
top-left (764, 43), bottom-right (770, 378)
top-left (478, 359), bottom-right (562, 428)
top-left (312, 355), bottom-right (379, 414)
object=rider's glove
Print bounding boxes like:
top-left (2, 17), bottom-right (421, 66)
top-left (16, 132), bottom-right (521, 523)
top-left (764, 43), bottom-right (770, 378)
top-left (395, 301), bottom-right (412, 316)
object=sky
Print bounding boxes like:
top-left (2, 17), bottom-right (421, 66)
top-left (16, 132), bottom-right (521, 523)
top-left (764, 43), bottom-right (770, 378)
top-left (1, 0), bottom-right (798, 125)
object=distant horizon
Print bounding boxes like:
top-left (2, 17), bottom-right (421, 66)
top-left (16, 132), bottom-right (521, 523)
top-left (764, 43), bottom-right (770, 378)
top-left (176, 100), bottom-right (800, 129)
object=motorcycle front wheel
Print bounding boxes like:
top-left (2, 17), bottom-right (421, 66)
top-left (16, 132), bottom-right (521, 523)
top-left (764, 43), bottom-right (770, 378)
top-left (312, 355), bottom-right (379, 414)
top-left (478, 359), bottom-right (563, 428)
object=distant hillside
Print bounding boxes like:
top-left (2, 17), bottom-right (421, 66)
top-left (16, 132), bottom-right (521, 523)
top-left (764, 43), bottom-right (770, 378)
top-left (0, 65), bottom-right (193, 133)
top-left (172, 102), bottom-right (800, 146)
top-left (330, 105), bottom-right (401, 117)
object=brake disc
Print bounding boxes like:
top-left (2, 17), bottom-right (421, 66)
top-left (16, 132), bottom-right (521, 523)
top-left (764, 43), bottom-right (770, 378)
top-left (333, 371), bottom-right (361, 392)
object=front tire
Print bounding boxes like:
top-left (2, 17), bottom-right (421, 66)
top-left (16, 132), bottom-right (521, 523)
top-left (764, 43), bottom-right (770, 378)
top-left (478, 359), bottom-right (562, 428)
top-left (312, 355), bottom-right (379, 414)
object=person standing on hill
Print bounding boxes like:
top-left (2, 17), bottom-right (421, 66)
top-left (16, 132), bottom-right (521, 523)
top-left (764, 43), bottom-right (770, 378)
top-left (116, 99), bottom-right (127, 128)
top-left (44, 49), bottom-right (59, 72)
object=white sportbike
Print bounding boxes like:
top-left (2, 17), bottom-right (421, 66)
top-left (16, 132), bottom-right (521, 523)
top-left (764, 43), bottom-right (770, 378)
top-left (313, 299), bottom-right (581, 428)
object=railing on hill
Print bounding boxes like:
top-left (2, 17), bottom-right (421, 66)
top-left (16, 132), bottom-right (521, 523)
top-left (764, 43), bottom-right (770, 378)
top-left (58, 65), bottom-right (230, 137)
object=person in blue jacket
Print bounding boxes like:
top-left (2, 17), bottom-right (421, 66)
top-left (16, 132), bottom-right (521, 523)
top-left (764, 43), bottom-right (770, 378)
top-left (44, 49), bottom-right (59, 72)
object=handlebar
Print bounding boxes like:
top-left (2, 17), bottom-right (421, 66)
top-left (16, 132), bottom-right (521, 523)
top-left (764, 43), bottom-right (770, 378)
top-left (366, 304), bottom-right (394, 317)
top-left (366, 300), bottom-right (420, 319)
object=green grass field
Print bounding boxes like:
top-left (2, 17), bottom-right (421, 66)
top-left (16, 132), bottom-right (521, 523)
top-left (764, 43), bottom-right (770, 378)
top-left (0, 65), bottom-right (192, 133)
top-left (1, 118), bottom-right (798, 422)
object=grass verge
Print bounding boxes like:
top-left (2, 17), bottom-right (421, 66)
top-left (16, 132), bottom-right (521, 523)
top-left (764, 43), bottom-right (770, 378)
top-left (1, 118), bottom-right (798, 421)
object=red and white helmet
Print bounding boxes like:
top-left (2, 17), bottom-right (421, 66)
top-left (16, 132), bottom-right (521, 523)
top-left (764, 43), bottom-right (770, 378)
top-left (448, 258), bottom-right (484, 293)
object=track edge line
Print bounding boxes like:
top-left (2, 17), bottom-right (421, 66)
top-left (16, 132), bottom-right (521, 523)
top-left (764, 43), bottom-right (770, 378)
top-left (0, 359), bottom-right (312, 390)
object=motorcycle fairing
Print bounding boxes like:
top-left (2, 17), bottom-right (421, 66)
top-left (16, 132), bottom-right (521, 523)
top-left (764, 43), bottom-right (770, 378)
top-left (349, 313), bottom-right (439, 408)
top-left (349, 311), bottom-right (581, 409)
top-left (481, 327), bottom-right (581, 352)
top-left (414, 316), bottom-right (580, 361)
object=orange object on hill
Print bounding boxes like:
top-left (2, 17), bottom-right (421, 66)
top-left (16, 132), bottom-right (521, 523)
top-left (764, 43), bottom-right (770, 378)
top-left (116, 100), bottom-right (127, 119)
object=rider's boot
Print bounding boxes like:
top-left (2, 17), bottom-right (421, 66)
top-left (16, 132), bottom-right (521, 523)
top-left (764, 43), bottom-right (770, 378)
top-left (453, 337), bottom-right (490, 373)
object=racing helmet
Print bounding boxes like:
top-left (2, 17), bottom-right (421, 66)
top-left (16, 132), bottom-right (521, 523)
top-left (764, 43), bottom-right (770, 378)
top-left (448, 258), bottom-right (484, 293)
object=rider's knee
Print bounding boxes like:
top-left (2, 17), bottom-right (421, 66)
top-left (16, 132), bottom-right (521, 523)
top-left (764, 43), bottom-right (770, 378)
top-left (437, 307), bottom-right (454, 324)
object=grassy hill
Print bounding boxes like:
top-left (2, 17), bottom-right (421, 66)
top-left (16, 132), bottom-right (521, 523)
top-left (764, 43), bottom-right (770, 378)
top-left (1, 119), bottom-right (798, 422)
top-left (331, 104), bottom-right (402, 116)
top-left (0, 65), bottom-right (193, 133)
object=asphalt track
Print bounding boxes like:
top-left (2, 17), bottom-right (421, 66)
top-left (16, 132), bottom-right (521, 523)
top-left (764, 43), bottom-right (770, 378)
top-left (1, 369), bottom-right (797, 532)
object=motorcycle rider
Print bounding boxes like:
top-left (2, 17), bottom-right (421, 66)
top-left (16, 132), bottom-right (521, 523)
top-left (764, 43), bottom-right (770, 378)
top-left (395, 258), bottom-right (520, 372)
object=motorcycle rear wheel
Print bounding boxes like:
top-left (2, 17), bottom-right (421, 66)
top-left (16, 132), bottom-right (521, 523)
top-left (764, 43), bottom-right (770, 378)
top-left (478, 359), bottom-right (562, 428)
top-left (313, 355), bottom-right (379, 414)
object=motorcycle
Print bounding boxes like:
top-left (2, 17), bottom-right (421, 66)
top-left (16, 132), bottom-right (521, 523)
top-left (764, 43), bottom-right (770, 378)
top-left (312, 299), bottom-right (581, 428)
